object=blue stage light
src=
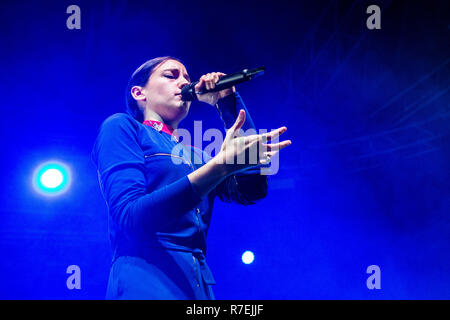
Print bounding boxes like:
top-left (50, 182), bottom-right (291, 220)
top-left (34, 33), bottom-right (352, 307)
top-left (32, 161), bottom-right (71, 196)
top-left (242, 250), bottom-right (255, 264)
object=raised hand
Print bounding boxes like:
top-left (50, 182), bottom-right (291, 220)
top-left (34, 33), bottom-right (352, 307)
top-left (215, 109), bottom-right (292, 175)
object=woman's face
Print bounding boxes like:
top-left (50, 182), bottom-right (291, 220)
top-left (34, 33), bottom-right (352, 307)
top-left (143, 59), bottom-right (191, 122)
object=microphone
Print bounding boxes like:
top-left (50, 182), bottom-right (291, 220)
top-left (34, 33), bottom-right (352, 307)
top-left (181, 66), bottom-right (265, 101)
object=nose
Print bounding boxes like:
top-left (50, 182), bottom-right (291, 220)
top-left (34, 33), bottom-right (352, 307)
top-left (178, 76), bottom-right (189, 89)
top-left (178, 81), bottom-right (189, 89)
top-left (179, 78), bottom-right (190, 89)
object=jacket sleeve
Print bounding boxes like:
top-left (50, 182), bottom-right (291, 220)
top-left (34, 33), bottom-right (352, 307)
top-left (213, 92), bottom-right (269, 205)
top-left (91, 113), bottom-right (203, 236)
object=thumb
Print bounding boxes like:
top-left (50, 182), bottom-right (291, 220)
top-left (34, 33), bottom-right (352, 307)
top-left (231, 109), bottom-right (246, 133)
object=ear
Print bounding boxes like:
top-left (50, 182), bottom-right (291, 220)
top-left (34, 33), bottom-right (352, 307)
top-left (131, 86), bottom-right (146, 102)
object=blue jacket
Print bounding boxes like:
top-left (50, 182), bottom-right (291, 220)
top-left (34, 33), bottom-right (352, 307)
top-left (91, 92), bottom-right (268, 299)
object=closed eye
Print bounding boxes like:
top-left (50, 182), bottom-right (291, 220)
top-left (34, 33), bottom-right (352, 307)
top-left (162, 68), bottom-right (190, 82)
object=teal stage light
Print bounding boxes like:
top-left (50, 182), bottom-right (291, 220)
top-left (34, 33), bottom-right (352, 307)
top-left (32, 161), bottom-right (71, 196)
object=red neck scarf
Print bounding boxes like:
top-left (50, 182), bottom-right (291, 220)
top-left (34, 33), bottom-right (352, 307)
top-left (142, 120), bottom-right (176, 137)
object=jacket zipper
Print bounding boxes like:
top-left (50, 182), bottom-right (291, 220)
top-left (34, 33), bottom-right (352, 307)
top-left (144, 152), bottom-right (194, 170)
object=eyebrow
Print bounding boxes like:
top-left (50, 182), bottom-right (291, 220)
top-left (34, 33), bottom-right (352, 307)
top-left (163, 68), bottom-right (190, 82)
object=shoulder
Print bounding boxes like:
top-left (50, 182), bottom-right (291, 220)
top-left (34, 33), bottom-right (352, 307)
top-left (97, 113), bottom-right (144, 140)
top-left (101, 113), bottom-right (140, 131)
top-left (91, 113), bottom-right (142, 164)
top-left (94, 113), bottom-right (142, 147)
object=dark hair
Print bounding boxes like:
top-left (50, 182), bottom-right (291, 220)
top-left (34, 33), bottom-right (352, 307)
top-left (125, 56), bottom-right (183, 123)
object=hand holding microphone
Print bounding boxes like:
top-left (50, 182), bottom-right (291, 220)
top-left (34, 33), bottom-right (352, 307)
top-left (192, 72), bottom-right (236, 106)
top-left (181, 67), bottom-right (265, 105)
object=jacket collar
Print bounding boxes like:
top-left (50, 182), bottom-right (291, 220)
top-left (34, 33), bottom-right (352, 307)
top-left (142, 119), bottom-right (176, 136)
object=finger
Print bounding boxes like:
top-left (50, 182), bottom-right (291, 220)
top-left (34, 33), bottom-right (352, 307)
top-left (261, 140), bottom-right (292, 152)
top-left (208, 76), bottom-right (216, 90)
top-left (264, 126), bottom-right (288, 141)
top-left (212, 73), bottom-right (220, 87)
top-left (239, 134), bottom-right (263, 146)
top-left (230, 109), bottom-right (246, 135)
top-left (225, 110), bottom-right (244, 140)
top-left (243, 127), bottom-right (288, 145)
top-left (195, 76), bottom-right (207, 91)
top-left (213, 72), bottom-right (226, 79)
top-left (207, 74), bottom-right (219, 91)
top-left (205, 74), bottom-right (212, 90)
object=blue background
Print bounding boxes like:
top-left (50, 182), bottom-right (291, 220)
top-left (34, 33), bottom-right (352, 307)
top-left (0, 0), bottom-right (449, 299)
